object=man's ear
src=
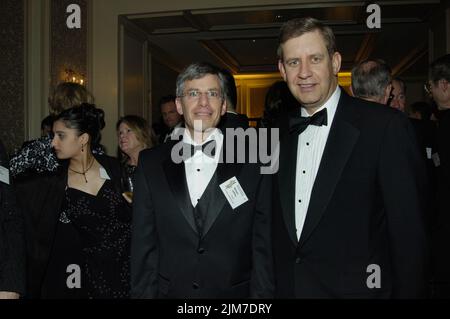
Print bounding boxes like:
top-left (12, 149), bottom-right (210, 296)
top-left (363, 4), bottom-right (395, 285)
top-left (175, 97), bottom-right (184, 115)
top-left (331, 52), bottom-right (342, 75)
top-left (384, 83), bottom-right (393, 105)
top-left (221, 99), bottom-right (227, 116)
top-left (440, 79), bottom-right (449, 92)
top-left (278, 60), bottom-right (287, 81)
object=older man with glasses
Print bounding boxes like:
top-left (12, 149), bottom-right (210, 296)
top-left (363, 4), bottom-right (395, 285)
top-left (130, 62), bottom-right (274, 299)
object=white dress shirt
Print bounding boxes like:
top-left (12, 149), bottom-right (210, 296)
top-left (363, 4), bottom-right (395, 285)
top-left (295, 86), bottom-right (341, 240)
top-left (183, 128), bottom-right (223, 207)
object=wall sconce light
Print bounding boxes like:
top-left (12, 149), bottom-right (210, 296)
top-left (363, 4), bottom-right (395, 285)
top-left (64, 68), bottom-right (85, 85)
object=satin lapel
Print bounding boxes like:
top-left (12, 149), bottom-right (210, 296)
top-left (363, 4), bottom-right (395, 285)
top-left (298, 95), bottom-right (360, 248)
top-left (202, 133), bottom-right (243, 238)
top-left (162, 153), bottom-right (197, 234)
top-left (38, 165), bottom-right (68, 269)
top-left (278, 128), bottom-right (299, 245)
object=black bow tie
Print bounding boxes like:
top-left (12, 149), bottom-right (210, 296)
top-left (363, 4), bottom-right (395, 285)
top-left (289, 108), bottom-right (328, 135)
top-left (182, 140), bottom-right (217, 159)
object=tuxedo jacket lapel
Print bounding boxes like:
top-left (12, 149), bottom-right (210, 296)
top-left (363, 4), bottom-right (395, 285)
top-left (298, 93), bottom-right (360, 248)
top-left (202, 134), bottom-right (243, 238)
top-left (278, 114), bottom-right (299, 245)
top-left (163, 152), bottom-right (198, 234)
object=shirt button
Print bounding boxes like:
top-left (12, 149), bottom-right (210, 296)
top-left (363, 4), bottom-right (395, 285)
top-left (192, 282), bottom-right (199, 289)
top-left (306, 142), bottom-right (310, 146)
top-left (295, 257), bottom-right (301, 264)
top-left (197, 247), bottom-right (205, 254)
top-left (197, 169), bottom-right (200, 172)
top-left (302, 170), bottom-right (306, 174)
top-left (298, 199), bottom-right (302, 203)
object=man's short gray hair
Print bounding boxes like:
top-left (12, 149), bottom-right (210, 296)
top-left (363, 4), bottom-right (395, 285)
top-left (176, 62), bottom-right (226, 98)
top-left (351, 59), bottom-right (392, 99)
top-left (277, 17), bottom-right (336, 60)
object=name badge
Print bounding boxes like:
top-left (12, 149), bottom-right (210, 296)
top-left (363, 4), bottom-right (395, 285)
top-left (0, 165), bottom-right (10, 185)
top-left (432, 152), bottom-right (440, 167)
top-left (219, 176), bottom-right (248, 209)
top-left (426, 148), bottom-right (432, 160)
top-left (99, 167), bottom-right (111, 180)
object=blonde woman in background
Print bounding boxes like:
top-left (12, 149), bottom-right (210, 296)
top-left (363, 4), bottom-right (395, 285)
top-left (116, 115), bottom-right (153, 202)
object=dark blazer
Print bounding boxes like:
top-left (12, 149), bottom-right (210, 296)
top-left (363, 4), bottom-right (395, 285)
top-left (131, 138), bottom-right (273, 298)
top-left (431, 110), bottom-right (450, 287)
top-left (15, 154), bottom-right (128, 298)
top-left (273, 89), bottom-right (429, 298)
top-left (0, 141), bottom-right (26, 295)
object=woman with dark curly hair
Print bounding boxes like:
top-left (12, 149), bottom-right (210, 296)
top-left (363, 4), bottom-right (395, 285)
top-left (10, 82), bottom-right (101, 179)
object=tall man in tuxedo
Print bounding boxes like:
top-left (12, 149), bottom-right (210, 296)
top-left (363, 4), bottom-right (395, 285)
top-left (131, 62), bottom-right (273, 298)
top-left (273, 17), bottom-right (429, 298)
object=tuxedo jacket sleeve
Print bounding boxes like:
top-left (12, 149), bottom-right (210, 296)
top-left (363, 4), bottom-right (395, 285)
top-left (0, 142), bottom-right (26, 295)
top-left (378, 111), bottom-right (430, 297)
top-left (250, 170), bottom-right (274, 298)
top-left (130, 149), bottom-right (159, 298)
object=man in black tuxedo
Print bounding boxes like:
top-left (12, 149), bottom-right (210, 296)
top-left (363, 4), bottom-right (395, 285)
top-left (350, 58), bottom-right (393, 105)
top-left (158, 95), bottom-right (184, 144)
top-left (0, 140), bottom-right (25, 298)
top-left (131, 62), bottom-right (273, 298)
top-left (273, 17), bottom-right (429, 298)
top-left (427, 54), bottom-right (450, 298)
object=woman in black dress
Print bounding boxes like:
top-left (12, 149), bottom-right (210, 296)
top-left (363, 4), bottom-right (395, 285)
top-left (17, 103), bottom-right (131, 299)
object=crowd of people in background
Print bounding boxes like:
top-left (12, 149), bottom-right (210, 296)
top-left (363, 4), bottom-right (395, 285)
top-left (1, 16), bottom-right (450, 299)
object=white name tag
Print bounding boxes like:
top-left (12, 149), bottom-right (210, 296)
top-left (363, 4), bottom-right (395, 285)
top-left (0, 165), bottom-right (10, 185)
top-left (219, 176), bottom-right (248, 209)
top-left (426, 148), bottom-right (432, 160)
top-left (99, 167), bottom-right (111, 180)
top-left (432, 152), bottom-right (441, 167)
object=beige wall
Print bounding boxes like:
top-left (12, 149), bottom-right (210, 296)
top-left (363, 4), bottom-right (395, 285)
top-left (91, 0), bottom-right (358, 154)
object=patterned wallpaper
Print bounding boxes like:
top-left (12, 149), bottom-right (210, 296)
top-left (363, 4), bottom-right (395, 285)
top-left (51, 0), bottom-right (87, 89)
top-left (0, 0), bottom-right (25, 155)
top-left (0, 0), bottom-right (88, 155)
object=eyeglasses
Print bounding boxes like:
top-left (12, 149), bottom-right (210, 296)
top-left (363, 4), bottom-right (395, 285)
top-left (179, 90), bottom-right (223, 102)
